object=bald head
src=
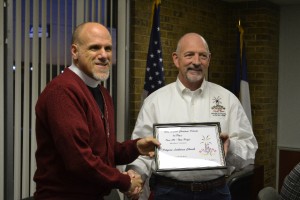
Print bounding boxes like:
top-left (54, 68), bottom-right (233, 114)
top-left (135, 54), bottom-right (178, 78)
top-left (72, 22), bottom-right (111, 45)
top-left (70, 22), bottom-right (112, 81)
top-left (172, 32), bottom-right (211, 91)
top-left (176, 33), bottom-right (210, 54)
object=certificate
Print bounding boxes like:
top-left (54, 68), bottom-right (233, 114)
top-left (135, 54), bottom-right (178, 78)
top-left (154, 122), bottom-right (226, 171)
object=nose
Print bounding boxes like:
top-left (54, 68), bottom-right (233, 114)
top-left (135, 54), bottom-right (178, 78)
top-left (193, 54), bottom-right (201, 66)
top-left (97, 48), bottom-right (108, 59)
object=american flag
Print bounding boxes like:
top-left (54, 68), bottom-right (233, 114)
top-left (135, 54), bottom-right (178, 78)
top-left (142, 0), bottom-right (165, 102)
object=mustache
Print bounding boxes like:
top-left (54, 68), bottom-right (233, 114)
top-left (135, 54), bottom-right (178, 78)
top-left (95, 61), bottom-right (110, 66)
top-left (187, 66), bottom-right (202, 71)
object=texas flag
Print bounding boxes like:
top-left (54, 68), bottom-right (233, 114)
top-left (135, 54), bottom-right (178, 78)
top-left (232, 23), bottom-right (252, 125)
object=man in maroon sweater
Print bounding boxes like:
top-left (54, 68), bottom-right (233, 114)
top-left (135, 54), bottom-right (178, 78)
top-left (34, 22), bottom-right (160, 200)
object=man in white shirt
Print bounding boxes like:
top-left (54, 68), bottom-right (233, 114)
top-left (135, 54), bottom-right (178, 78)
top-left (127, 33), bottom-right (258, 200)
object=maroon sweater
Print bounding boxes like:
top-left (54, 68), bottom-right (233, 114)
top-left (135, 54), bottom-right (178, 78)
top-left (34, 68), bottom-right (140, 200)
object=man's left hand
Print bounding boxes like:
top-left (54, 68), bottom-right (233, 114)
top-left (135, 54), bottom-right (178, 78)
top-left (220, 133), bottom-right (230, 156)
top-left (136, 137), bottom-right (160, 157)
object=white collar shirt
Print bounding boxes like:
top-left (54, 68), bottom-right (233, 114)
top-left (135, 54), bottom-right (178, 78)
top-left (128, 78), bottom-right (257, 183)
top-left (69, 64), bottom-right (100, 87)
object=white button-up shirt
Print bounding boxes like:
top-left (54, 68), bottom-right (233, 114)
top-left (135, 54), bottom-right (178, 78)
top-left (128, 78), bottom-right (258, 198)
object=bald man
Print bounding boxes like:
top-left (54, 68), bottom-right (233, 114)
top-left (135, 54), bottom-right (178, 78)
top-left (34, 22), bottom-right (160, 200)
top-left (126, 33), bottom-right (258, 200)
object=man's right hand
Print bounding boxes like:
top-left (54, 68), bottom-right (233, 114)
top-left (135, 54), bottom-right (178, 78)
top-left (123, 170), bottom-right (143, 200)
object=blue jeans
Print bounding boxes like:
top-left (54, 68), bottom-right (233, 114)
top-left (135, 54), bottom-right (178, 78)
top-left (153, 184), bottom-right (231, 200)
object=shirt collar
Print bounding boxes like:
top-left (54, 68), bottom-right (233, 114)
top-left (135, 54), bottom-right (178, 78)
top-left (176, 78), bottom-right (207, 96)
top-left (69, 64), bottom-right (100, 88)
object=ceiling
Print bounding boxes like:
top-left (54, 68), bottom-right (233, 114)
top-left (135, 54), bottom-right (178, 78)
top-left (222, 0), bottom-right (300, 5)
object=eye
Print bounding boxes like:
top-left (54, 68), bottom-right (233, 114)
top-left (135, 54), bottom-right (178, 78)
top-left (184, 52), bottom-right (194, 58)
top-left (89, 45), bottom-right (100, 51)
top-left (199, 53), bottom-right (209, 60)
top-left (105, 46), bottom-right (112, 52)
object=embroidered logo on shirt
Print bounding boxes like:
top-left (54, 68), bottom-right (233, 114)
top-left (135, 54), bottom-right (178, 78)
top-left (211, 96), bottom-right (226, 117)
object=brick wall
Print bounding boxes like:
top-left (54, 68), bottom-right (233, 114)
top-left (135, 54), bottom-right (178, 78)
top-left (129, 0), bottom-right (279, 187)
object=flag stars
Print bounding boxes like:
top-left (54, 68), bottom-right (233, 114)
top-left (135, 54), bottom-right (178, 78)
top-left (143, 3), bottom-right (164, 95)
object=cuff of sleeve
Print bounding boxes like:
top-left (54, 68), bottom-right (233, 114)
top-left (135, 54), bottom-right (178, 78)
top-left (228, 138), bottom-right (236, 155)
top-left (118, 173), bottom-right (131, 193)
top-left (132, 138), bottom-right (141, 157)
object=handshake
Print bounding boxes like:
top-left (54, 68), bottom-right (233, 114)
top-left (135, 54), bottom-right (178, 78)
top-left (121, 136), bottom-right (160, 199)
top-left (123, 169), bottom-right (144, 200)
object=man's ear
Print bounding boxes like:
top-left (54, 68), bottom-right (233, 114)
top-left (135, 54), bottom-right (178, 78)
top-left (172, 52), bottom-right (179, 69)
top-left (71, 44), bottom-right (78, 59)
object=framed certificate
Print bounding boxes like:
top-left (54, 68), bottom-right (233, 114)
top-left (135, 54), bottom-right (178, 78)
top-left (153, 122), bottom-right (226, 171)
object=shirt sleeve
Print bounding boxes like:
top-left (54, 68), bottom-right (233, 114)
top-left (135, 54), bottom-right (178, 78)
top-left (114, 139), bottom-right (141, 165)
top-left (225, 97), bottom-right (258, 170)
top-left (126, 101), bottom-right (155, 181)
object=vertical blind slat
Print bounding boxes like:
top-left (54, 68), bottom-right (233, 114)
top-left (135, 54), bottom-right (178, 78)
top-left (22, 0), bottom-right (31, 197)
top-left (102, 0), bottom-right (107, 88)
top-left (0, 0), bottom-right (4, 196)
top-left (56, 1), bottom-right (60, 75)
top-left (14, 1), bottom-right (22, 198)
top-left (41, 0), bottom-right (47, 90)
top-left (72, 0), bottom-right (75, 30)
top-left (30, 0), bottom-right (40, 195)
top-left (85, 0), bottom-right (88, 21)
top-left (64, 1), bottom-right (68, 68)
top-left (109, 0), bottom-right (113, 94)
top-left (104, 0), bottom-right (107, 26)
top-left (76, 0), bottom-right (84, 25)
top-left (98, 0), bottom-right (101, 22)
top-left (50, 1), bottom-right (53, 80)
top-left (92, 0), bottom-right (95, 21)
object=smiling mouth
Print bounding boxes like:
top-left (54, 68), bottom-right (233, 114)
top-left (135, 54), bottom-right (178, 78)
top-left (96, 62), bottom-right (107, 65)
top-left (187, 68), bottom-right (202, 72)
top-left (95, 62), bottom-right (110, 67)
